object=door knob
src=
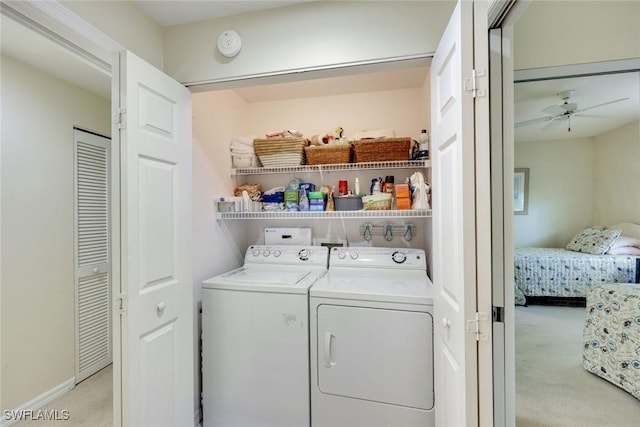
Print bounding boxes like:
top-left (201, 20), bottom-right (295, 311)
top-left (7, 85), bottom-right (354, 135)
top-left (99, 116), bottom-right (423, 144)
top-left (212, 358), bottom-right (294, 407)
top-left (442, 318), bottom-right (451, 329)
top-left (92, 266), bottom-right (99, 273)
top-left (157, 302), bottom-right (166, 314)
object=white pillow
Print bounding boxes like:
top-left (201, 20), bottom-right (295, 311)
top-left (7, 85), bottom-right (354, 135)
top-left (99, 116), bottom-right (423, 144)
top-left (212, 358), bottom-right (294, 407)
top-left (608, 246), bottom-right (640, 256)
top-left (609, 235), bottom-right (640, 250)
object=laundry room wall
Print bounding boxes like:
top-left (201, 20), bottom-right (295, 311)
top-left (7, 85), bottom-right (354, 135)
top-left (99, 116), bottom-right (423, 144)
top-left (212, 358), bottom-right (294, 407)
top-left (1, 56), bottom-right (110, 410)
top-left (162, 1), bottom-right (456, 86)
top-left (192, 72), bottom-right (432, 289)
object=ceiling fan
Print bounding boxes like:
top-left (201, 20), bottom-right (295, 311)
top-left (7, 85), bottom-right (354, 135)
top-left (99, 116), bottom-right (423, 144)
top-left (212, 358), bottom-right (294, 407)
top-left (515, 89), bottom-right (630, 132)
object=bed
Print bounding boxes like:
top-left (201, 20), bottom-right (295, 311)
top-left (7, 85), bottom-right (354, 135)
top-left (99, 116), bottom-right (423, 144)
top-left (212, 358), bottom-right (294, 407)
top-left (514, 223), bottom-right (640, 305)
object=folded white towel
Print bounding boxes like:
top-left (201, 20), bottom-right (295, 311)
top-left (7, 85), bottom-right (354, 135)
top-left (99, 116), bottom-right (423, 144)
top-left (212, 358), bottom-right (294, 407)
top-left (264, 186), bottom-right (285, 195)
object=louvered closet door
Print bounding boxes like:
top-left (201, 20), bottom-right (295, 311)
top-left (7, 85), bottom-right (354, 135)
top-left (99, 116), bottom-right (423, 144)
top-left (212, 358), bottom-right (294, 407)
top-left (74, 129), bottom-right (112, 383)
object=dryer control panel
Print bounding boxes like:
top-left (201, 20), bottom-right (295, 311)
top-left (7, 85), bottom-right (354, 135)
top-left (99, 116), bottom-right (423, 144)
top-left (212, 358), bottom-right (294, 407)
top-left (245, 245), bottom-right (329, 267)
top-left (330, 247), bottom-right (426, 270)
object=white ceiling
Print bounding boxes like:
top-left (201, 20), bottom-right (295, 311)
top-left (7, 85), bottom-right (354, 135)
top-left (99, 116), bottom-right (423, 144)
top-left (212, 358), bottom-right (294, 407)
top-left (514, 72), bottom-right (640, 142)
top-left (134, 0), bottom-right (317, 26)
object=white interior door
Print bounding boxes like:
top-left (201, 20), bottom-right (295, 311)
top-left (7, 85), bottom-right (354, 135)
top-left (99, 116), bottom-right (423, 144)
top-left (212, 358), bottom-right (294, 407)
top-left (431, 1), bottom-right (479, 425)
top-left (113, 50), bottom-right (194, 427)
top-left (74, 129), bottom-right (112, 383)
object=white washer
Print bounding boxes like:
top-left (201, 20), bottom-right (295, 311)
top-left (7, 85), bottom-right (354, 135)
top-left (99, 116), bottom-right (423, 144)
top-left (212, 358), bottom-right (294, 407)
top-left (202, 245), bottom-right (329, 427)
top-left (310, 247), bottom-right (434, 427)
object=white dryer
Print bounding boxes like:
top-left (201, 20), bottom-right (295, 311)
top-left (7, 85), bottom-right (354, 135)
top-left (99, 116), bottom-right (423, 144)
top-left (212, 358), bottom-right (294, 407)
top-left (201, 245), bottom-right (328, 427)
top-left (310, 247), bottom-right (434, 427)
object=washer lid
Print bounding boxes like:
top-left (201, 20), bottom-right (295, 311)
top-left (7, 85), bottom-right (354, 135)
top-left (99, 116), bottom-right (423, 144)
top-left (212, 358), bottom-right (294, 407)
top-left (202, 265), bottom-right (326, 294)
top-left (310, 268), bottom-right (433, 304)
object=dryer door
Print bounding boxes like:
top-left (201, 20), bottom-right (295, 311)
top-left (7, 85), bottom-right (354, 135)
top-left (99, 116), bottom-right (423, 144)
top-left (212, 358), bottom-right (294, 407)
top-left (317, 304), bottom-right (434, 410)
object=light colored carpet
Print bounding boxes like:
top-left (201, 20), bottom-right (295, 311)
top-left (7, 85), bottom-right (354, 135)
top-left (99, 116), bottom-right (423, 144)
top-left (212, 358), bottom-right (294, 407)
top-left (16, 365), bottom-right (112, 427)
top-left (516, 305), bottom-right (640, 426)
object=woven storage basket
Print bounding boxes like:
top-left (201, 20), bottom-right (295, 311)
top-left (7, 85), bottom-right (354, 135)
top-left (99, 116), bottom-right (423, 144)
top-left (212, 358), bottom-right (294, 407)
top-left (353, 137), bottom-right (412, 162)
top-left (304, 144), bottom-right (351, 165)
top-left (362, 194), bottom-right (392, 210)
top-left (253, 137), bottom-right (306, 167)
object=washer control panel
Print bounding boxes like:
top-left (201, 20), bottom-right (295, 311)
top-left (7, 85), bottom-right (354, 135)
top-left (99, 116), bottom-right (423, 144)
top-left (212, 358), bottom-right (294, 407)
top-left (330, 247), bottom-right (426, 270)
top-left (245, 245), bottom-right (328, 267)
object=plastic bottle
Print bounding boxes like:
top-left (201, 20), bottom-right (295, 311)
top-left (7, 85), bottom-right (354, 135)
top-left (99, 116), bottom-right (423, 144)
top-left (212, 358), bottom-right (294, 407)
top-left (354, 177), bottom-right (360, 195)
top-left (298, 188), bottom-right (309, 211)
top-left (417, 129), bottom-right (429, 160)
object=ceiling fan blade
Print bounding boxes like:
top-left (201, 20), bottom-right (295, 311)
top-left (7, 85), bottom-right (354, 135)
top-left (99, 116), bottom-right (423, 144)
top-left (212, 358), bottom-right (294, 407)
top-left (541, 117), bottom-right (565, 132)
top-left (572, 113), bottom-right (607, 119)
top-left (574, 97), bottom-right (630, 114)
top-left (542, 105), bottom-right (567, 116)
top-left (515, 116), bottom-right (554, 128)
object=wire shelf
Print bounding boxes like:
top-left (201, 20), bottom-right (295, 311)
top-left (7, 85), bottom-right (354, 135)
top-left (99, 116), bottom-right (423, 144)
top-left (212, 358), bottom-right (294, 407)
top-left (232, 160), bottom-right (430, 176)
top-left (216, 209), bottom-right (432, 220)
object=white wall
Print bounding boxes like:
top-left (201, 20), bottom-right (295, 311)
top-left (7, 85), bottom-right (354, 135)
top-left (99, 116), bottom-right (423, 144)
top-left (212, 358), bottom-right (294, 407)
top-left (163, 1), bottom-right (455, 85)
top-left (1, 56), bottom-right (110, 410)
top-left (592, 120), bottom-right (640, 226)
top-left (513, 138), bottom-right (595, 248)
top-left (61, 0), bottom-right (164, 69)
top-left (514, 0), bottom-right (640, 71)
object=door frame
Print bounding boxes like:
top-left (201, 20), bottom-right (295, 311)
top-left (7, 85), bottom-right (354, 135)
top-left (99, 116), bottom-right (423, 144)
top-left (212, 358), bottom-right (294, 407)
top-left (4, 2), bottom-right (524, 427)
top-left (1, 1), bottom-right (125, 424)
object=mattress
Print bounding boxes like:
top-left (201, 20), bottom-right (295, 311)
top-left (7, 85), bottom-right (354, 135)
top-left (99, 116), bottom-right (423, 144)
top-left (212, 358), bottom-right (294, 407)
top-left (514, 247), bottom-right (640, 304)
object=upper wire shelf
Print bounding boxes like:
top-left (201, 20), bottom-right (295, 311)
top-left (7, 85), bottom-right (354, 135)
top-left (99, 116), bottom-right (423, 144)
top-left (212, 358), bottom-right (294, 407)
top-left (216, 209), bottom-right (432, 220)
top-left (232, 160), bottom-right (431, 176)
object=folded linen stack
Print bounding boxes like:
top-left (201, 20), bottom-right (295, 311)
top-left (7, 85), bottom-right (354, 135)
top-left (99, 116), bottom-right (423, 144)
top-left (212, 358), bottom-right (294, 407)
top-left (262, 186), bottom-right (285, 212)
top-left (230, 136), bottom-right (259, 168)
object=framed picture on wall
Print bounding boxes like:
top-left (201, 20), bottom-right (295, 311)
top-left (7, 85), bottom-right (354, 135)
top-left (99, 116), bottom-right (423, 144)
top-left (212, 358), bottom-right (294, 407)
top-left (514, 168), bottom-right (529, 215)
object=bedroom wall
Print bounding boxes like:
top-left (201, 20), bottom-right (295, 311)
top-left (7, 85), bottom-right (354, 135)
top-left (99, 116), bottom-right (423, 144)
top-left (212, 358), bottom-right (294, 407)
top-left (1, 55), bottom-right (110, 410)
top-left (513, 138), bottom-right (595, 248)
top-left (592, 120), bottom-right (640, 226)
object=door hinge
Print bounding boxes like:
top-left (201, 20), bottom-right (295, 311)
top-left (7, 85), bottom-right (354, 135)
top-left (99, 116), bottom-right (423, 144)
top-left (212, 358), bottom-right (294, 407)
top-left (466, 312), bottom-right (489, 341)
top-left (113, 108), bottom-right (126, 129)
top-left (464, 69), bottom-right (487, 98)
top-left (116, 293), bottom-right (127, 315)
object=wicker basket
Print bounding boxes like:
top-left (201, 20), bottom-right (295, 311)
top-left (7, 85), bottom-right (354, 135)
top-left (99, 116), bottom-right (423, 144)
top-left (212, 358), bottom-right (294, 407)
top-left (304, 144), bottom-right (352, 165)
top-left (362, 194), bottom-right (392, 210)
top-left (353, 137), bottom-right (412, 162)
top-left (253, 138), bottom-right (306, 167)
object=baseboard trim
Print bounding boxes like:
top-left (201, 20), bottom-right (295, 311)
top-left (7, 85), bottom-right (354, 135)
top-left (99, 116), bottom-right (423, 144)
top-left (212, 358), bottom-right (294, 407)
top-left (1, 378), bottom-right (75, 427)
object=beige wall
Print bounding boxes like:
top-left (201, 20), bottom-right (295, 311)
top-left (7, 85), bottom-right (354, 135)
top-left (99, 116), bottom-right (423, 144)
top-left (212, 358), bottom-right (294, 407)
top-left (163, 1), bottom-right (454, 85)
top-left (513, 138), bottom-right (595, 248)
top-left (592, 120), bottom-right (640, 226)
top-left (192, 78), bottom-right (431, 287)
top-left (514, 119), bottom-right (640, 248)
top-left (61, 0), bottom-right (164, 70)
top-left (1, 56), bottom-right (110, 410)
top-left (514, 0), bottom-right (640, 71)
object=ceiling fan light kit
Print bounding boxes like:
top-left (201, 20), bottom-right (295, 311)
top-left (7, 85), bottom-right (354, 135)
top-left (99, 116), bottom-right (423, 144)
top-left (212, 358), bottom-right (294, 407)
top-left (516, 88), bottom-right (630, 132)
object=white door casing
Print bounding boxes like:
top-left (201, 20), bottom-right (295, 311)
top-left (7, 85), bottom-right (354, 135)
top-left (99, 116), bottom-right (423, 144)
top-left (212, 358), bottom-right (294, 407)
top-left (431, 1), bottom-right (480, 426)
top-left (113, 50), bottom-right (194, 427)
top-left (74, 129), bottom-right (112, 383)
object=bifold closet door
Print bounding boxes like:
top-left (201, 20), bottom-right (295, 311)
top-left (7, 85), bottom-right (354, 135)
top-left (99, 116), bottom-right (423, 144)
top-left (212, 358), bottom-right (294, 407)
top-left (74, 128), bottom-right (112, 383)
